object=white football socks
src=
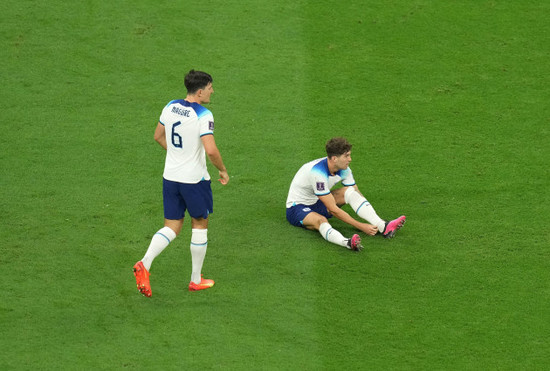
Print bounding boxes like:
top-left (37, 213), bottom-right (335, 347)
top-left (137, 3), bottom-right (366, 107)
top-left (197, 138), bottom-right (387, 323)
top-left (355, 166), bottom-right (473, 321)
top-left (141, 226), bottom-right (177, 271)
top-left (319, 222), bottom-right (349, 248)
top-left (344, 187), bottom-right (386, 231)
top-left (190, 229), bottom-right (208, 285)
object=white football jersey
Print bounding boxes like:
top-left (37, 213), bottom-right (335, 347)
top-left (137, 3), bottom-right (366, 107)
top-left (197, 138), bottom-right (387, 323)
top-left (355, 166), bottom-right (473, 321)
top-left (286, 157), bottom-right (356, 207)
top-left (159, 99), bottom-right (214, 183)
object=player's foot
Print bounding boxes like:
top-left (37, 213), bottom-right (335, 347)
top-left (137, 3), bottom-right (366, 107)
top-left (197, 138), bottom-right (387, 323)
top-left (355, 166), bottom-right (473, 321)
top-left (189, 276), bottom-right (215, 291)
top-left (133, 261), bottom-right (152, 297)
top-left (382, 215), bottom-right (406, 238)
top-left (347, 234), bottom-right (363, 251)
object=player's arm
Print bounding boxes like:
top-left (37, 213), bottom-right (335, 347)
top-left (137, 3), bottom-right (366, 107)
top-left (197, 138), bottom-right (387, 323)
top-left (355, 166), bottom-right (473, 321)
top-left (154, 122), bottom-right (167, 150)
top-left (318, 193), bottom-right (378, 236)
top-left (201, 134), bottom-right (229, 185)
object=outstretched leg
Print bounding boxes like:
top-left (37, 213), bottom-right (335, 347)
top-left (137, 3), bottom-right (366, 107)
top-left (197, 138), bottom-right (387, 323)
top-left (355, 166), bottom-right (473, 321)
top-left (303, 212), bottom-right (363, 251)
top-left (343, 187), bottom-right (386, 231)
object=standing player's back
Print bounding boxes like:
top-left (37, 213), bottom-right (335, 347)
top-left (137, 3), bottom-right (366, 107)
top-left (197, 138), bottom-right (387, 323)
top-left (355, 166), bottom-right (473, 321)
top-left (160, 99), bottom-right (214, 184)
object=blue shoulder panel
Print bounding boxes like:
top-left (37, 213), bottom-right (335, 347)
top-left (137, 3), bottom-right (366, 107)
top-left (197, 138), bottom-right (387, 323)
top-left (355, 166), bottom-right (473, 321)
top-left (336, 168), bottom-right (348, 177)
top-left (165, 99), bottom-right (185, 107)
top-left (311, 158), bottom-right (330, 177)
top-left (191, 102), bottom-right (211, 118)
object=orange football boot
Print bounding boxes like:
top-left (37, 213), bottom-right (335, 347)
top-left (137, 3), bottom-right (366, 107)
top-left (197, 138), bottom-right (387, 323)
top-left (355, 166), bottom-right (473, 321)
top-left (133, 261), bottom-right (152, 297)
top-left (189, 276), bottom-right (215, 291)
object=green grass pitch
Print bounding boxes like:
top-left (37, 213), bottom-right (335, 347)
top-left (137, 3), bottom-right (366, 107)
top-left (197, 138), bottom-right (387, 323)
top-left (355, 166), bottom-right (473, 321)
top-left (1, 0), bottom-right (549, 369)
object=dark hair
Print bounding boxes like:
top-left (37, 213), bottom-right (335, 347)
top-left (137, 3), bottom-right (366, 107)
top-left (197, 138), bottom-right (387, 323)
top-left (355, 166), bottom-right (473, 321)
top-left (184, 70), bottom-right (213, 94)
top-left (326, 137), bottom-right (352, 158)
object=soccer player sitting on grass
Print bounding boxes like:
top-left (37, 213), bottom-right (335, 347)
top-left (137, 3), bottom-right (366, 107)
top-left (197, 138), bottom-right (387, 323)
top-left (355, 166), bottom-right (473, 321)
top-left (285, 137), bottom-right (405, 251)
top-left (133, 70), bottom-right (229, 297)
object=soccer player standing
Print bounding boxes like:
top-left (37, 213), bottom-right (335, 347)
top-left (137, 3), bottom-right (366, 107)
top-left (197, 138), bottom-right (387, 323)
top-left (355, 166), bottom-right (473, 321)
top-left (286, 137), bottom-right (405, 250)
top-left (133, 70), bottom-right (229, 297)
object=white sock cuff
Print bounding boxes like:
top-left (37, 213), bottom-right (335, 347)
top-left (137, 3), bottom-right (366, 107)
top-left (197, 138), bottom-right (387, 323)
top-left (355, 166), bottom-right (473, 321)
top-left (191, 229), bottom-right (208, 246)
top-left (345, 187), bottom-right (370, 213)
top-left (319, 222), bottom-right (348, 247)
top-left (318, 222), bottom-right (332, 241)
top-left (344, 186), bottom-right (355, 204)
top-left (157, 226), bottom-right (177, 243)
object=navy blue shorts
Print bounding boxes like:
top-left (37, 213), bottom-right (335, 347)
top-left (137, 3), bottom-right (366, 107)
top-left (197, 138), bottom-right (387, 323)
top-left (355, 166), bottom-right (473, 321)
top-left (286, 199), bottom-right (332, 228)
top-left (163, 178), bottom-right (213, 220)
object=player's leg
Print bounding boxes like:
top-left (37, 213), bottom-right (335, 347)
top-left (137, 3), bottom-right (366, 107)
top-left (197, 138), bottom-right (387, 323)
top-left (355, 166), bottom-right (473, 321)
top-left (330, 187), bottom-right (348, 206)
top-left (133, 221), bottom-right (180, 297)
top-left (188, 217), bottom-right (214, 290)
top-left (141, 219), bottom-right (181, 271)
top-left (340, 186), bottom-right (386, 231)
top-left (185, 180), bottom-right (215, 291)
top-left (140, 180), bottom-right (186, 271)
top-left (133, 179), bottom-right (185, 297)
top-left (295, 202), bottom-right (362, 251)
top-left (341, 186), bottom-right (406, 238)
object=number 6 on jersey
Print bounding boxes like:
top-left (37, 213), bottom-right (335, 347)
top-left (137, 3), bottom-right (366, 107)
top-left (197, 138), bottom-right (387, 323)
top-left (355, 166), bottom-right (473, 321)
top-left (172, 121), bottom-right (183, 148)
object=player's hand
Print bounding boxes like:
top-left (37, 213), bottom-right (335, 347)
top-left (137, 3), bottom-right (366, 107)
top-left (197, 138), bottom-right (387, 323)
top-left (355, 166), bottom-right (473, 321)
top-left (218, 170), bottom-right (229, 185)
top-left (360, 223), bottom-right (378, 236)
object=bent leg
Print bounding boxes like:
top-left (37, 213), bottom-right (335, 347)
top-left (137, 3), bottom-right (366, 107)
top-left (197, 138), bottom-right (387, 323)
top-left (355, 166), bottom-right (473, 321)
top-left (302, 211), bottom-right (328, 231)
top-left (331, 187), bottom-right (349, 206)
top-left (141, 220), bottom-right (181, 271)
top-left (344, 187), bottom-right (385, 231)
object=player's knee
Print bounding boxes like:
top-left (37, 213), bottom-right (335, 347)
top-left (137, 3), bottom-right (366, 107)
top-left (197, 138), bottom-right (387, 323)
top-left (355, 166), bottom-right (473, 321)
top-left (164, 219), bottom-right (184, 235)
top-left (331, 187), bottom-right (350, 205)
top-left (303, 212), bottom-right (327, 230)
top-left (344, 186), bottom-right (362, 204)
top-left (191, 217), bottom-right (209, 230)
top-left (315, 215), bottom-right (329, 230)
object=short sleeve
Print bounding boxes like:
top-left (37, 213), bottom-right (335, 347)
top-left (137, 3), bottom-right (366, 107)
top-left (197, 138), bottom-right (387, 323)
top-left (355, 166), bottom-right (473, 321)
top-left (341, 167), bottom-right (356, 186)
top-left (312, 171), bottom-right (330, 196)
top-left (198, 111), bottom-right (214, 137)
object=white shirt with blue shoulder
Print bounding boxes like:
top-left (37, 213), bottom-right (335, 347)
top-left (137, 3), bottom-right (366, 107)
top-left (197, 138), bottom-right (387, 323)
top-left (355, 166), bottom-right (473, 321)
top-left (286, 157), bottom-right (356, 208)
top-left (159, 99), bottom-right (214, 184)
